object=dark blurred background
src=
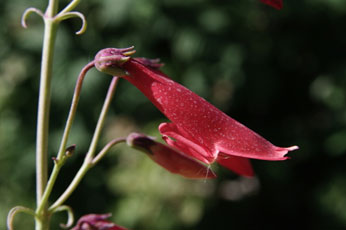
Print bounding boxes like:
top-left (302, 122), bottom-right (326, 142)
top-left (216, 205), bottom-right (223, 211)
top-left (1, 0), bottom-right (346, 229)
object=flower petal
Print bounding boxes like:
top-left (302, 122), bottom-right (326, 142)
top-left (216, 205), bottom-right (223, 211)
top-left (94, 49), bottom-right (298, 176)
top-left (216, 141), bottom-right (299, 161)
top-left (122, 59), bottom-right (298, 163)
top-left (159, 122), bottom-right (215, 164)
top-left (127, 133), bottom-right (216, 179)
top-left (217, 154), bottom-right (254, 177)
top-left (133, 57), bottom-right (164, 69)
top-left (260, 0), bottom-right (283, 10)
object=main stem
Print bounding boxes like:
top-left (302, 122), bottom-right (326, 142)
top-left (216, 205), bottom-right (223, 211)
top-left (36, 0), bottom-right (59, 229)
top-left (36, 17), bottom-right (57, 208)
top-left (35, 20), bottom-right (57, 230)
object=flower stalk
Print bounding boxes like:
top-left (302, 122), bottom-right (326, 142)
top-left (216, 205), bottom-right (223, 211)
top-left (36, 62), bottom-right (94, 217)
top-left (49, 77), bottom-right (120, 212)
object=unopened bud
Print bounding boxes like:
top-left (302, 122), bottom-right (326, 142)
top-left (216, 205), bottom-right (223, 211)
top-left (126, 132), bottom-right (216, 179)
top-left (71, 213), bottom-right (127, 230)
top-left (94, 46), bottom-right (136, 76)
top-left (65, 144), bottom-right (76, 157)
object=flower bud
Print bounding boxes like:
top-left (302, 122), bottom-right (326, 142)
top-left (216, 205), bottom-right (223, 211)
top-left (127, 133), bottom-right (216, 179)
top-left (65, 144), bottom-right (76, 157)
top-left (94, 47), bottom-right (136, 76)
top-left (71, 213), bottom-right (127, 230)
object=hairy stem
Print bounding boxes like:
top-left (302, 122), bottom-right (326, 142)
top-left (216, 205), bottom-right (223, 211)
top-left (49, 77), bottom-right (120, 212)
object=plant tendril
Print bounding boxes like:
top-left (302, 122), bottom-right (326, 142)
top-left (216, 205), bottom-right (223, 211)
top-left (52, 205), bottom-right (75, 229)
top-left (7, 206), bottom-right (35, 230)
top-left (21, 7), bottom-right (44, 28)
top-left (55, 11), bottom-right (87, 35)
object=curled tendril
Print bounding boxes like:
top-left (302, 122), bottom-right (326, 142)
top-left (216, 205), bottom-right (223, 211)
top-left (53, 205), bottom-right (75, 229)
top-left (55, 11), bottom-right (87, 35)
top-left (7, 206), bottom-right (35, 230)
top-left (21, 7), bottom-right (44, 28)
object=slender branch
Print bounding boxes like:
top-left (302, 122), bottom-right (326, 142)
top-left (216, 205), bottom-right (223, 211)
top-left (85, 77), bottom-right (120, 161)
top-left (57, 61), bottom-right (95, 161)
top-left (58, 0), bottom-right (81, 15)
top-left (49, 162), bottom-right (90, 212)
top-left (45, 0), bottom-right (59, 17)
top-left (92, 138), bottom-right (126, 165)
top-left (36, 61), bottom-right (95, 215)
top-left (49, 76), bottom-right (120, 212)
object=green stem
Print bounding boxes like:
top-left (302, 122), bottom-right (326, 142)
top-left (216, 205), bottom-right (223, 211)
top-left (35, 18), bottom-right (58, 230)
top-left (35, 1), bottom-right (59, 229)
top-left (36, 61), bottom-right (95, 216)
top-left (35, 214), bottom-right (52, 230)
top-left (45, 0), bottom-right (59, 17)
top-left (49, 76), bottom-right (120, 212)
top-left (85, 77), bottom-right (120, 161)
top-left (36, 20), bottom-right (55, 207)
top-left (36, 17), bottom-right (58, 207)
top-left (92, 138), bottom-right (126, 165)
top-left (59, 0), bottom-right (81, 15)
top-left (56, 62), bottom-right (95, 161)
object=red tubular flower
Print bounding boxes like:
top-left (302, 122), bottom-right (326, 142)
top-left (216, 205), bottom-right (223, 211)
top-left (260, 0), bottom-right (283, 9)
top-left (71, 213), bottom-right (127, 230)
top-left (127, 133), bottom-right (216, 179)
top-left (95, 48), bottom-right (298, 177)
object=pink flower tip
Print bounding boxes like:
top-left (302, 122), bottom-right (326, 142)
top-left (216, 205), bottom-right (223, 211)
top-left (273, 145), bottom-right (299, 160)
top-left (71, 213), bottom-right (127, 230)
top-left (127, 132), bottom-right (216, 179)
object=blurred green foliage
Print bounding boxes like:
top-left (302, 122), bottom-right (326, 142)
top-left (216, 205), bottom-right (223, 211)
top-left (1, 0), bottom-right (346, 229)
